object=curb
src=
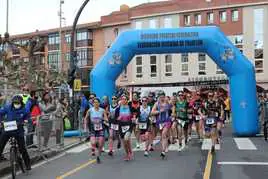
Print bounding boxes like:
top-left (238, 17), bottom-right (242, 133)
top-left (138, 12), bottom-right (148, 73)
top-left (0, 139), bottom-right (84, 177)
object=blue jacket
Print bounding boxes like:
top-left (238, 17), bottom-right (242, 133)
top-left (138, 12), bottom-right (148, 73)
top-left (25, 98), bottom-right (39, 113)
top-left (0, 104), bottom-right (31, 135)
top-left (80, 96), bottom-right (89, 113)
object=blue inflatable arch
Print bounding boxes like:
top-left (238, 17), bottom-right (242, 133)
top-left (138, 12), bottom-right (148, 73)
top-left (91, 26), bottom-right (258, 136)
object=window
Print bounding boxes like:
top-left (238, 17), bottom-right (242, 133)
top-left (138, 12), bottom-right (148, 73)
top-left (198, 63), bottom-right (206, 75)
top-left (164, 17), bottom-right (172, 28)
top-left (198, 53), bottom-right (206, 61)
top-left (135, 21), bottom-right (142, 29)
top-left (76, 31), bottom-right (89, 41)
top-left (149, 19), bottom-right (157, 29)
top-left (76, 48), bottom-right (93, 67)
top-left (216, 65), bottom-right (224, 74)
top-left (194, 14), bottom-right (201, 25)
top-left (207, 12), bottom-right (214, 24)
top-left (184, 15), bottom-right (191, 26)
top-left (181, 64), bottom-right (189, 76)
top-left (220, 11), bottom-right (227, 23)
top-left (65, 52), bottom-right (70, 61)
top-left (150, 56), bottom-right (157, 77)
top-left (181, 53), bottom-right (189, 76)
top-left (255, 60), bottom-right (263, 69)
top-left (65, 34), bottom-right (71, 44)
top-left (48, 34), bottom-right (60, 45)
top-left (181, 53), bottom-right (188, 63)
top-left (232, 10), bottom-right (239, 21)
top-left (48, 52), bottom-right (60, 70)
top-left (114, 28), bottom-right (119, 37)
top-left (254, 8), bottom-right (264, 73)
top-left (123, 68), bottom-right (127, 78)
top-left (136, 56), bottom-right (143, 78)
top-left (165, 55), bottom-right (172, 77)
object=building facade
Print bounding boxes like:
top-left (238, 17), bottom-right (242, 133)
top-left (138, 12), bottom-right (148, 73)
top-left (5, 0), bottom-right (268, 92)
top-left (100, 0), bottom-right (268, 90)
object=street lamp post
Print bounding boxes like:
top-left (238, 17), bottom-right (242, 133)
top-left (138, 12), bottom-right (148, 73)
top-left (69, 0), bottom-right (90, 129)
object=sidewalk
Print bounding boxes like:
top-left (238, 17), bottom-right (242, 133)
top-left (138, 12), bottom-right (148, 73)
top-left (0, 137), bottom-right (83, 177)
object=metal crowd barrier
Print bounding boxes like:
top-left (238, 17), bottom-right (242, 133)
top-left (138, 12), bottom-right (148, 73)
top-left (2, 111), bottom-right (88, 159)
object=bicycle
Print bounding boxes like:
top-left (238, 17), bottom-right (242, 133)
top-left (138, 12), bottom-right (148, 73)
top-left (9, 136), bottom-right (26, 179)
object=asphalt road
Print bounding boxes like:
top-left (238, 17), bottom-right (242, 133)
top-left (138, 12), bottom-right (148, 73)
top-left (2, 124), bottom-right (268, 179)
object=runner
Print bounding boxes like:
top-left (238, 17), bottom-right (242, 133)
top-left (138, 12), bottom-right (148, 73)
top-left (151, 91), bottom-right (171, 159)
top-left (115, 94), bottom-right (134, 161)
top-left (129, 92), bottom-right (141, 149)
top-left (84, 98), bottom-right (108, 163)
top-left (147, 93), bottom-right (156, 151)
top-left (173, 91), bottom-right (189, 152)
top-left (192, 91), bottom-right (204, 142)
top-left (170, 95), bottom-right (178, 144)
top-left (138, 97), bottom-right (151, 157)
top-left (186, 93), bottom-right (194, 142)
top-left (204, 92), bottom-right (219, 153)
top-left (213, 92), bottom-right (225, 143)
top-left (108, 96), bottom-right (120, 156)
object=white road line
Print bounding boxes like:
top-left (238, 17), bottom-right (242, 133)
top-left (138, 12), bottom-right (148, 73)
top-left (233, 138), bottom-right (257, 150)
top-left (66, 143), bottom-right (91, 153)
top-left (218, 162), bottom-right (268, 166)
top-left (201, 139), bottom-right (220, 150)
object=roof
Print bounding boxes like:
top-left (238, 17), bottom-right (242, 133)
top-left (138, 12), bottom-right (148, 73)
top-left (11, 21), bottom-right (100, 40)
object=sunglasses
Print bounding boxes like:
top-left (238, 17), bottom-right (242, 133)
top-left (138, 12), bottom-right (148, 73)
top-left (112, 98), bottom-right (117, 100)
top-left (142, 100), bottom-right (147, 102)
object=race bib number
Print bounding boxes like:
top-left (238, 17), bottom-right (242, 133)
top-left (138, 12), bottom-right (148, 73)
top-left (159, 123), bottom-right (165, 130)
top-left (196, 116), bottom-right (201, 121)
top-left (188, 114), bottom-right (193, 119)
top-left (121, 126), bottom-right (130, 133)
top-left (206, 118), bottom-right (215, 125)
top-left (139, 123), bottom-right (147, 130)
top-left (3, 121), bottom-right (18, 132)
top-left (111, 124), bottom-right (119, 131)
top-left (94, 123), bottom-right (103, 131)
top-left (178, 120), bottom-right (186, 127)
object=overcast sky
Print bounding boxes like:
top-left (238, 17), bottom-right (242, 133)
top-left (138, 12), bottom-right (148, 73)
top-left (0, 0), bottom-right (164, 35)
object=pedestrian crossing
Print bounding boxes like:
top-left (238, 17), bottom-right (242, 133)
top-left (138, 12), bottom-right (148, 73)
top-left (66, 137), bottom-right (263, 154)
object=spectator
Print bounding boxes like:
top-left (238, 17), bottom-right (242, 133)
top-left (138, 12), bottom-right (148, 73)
top-left (0, 93), bottom-right (5, 108)
top-left (55, 98), bottom-right (66, 147)
top-left (224, 96), bottom-right (231, 123)
top-left (39, 92), bottom-right (56, 149)
top-left (25, 90), bottom-right (42, 148)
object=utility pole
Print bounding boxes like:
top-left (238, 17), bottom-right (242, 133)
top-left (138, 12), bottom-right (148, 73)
top-left (4, 0), bottom-right (9, 95)
top-left (69, 0), bottom-right (90, 129)
top-left (59, 0), bottom-right (64, 72)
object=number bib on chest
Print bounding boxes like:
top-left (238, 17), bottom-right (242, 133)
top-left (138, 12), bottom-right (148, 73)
top-left (178, 120), bottom-right (186, 127)
top-left (195, 115), bottom-right (201, 121)
top-left (139, 123), bottom-right (147, 130)
top-left (3, 121), bottom-right (18, 132)
top-left (206, 118), bottom-right (215, 125)
top-left (121, 126), bottom-right (130, 133)
top-left (111, 124), bottom-right (119, 131)
top-left (94, 123), bottom-right (103, 131)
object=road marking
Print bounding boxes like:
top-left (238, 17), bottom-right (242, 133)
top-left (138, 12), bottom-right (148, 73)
top-left (203, 152), bottom-right (213, 179)
top-left (234, 138), bottom-right (257, 150)
top-left (2, 153), bottom-right (67, 179)
top-left (201, 139), bottom-right (220, 150)
top-left (218, 162), bottom-right (268, 166)
top-left (56, 159), bottom-right (96, 179)
top-left (66, 143), bottom-right (91, 153)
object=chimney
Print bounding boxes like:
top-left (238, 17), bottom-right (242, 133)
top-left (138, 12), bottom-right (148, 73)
top-left (120, 4), bottom-right (129, 12)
